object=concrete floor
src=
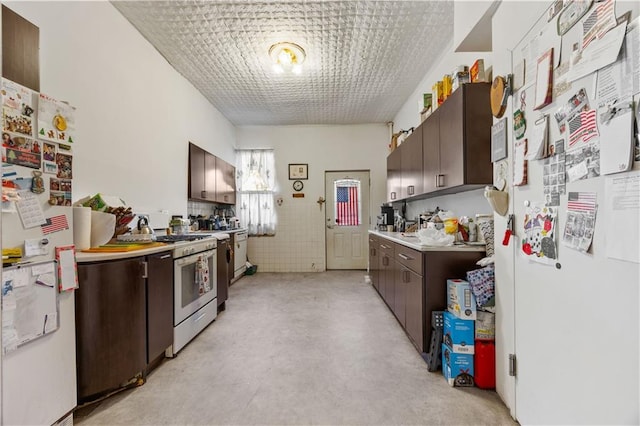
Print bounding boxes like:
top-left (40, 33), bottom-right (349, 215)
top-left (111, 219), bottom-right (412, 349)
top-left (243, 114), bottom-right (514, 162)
top-left (75, 271), bottom-right (515, 425)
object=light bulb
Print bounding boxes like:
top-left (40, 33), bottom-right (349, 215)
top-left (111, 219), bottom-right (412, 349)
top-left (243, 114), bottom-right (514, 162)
top-left (278, 49), bottom-right (293, 65)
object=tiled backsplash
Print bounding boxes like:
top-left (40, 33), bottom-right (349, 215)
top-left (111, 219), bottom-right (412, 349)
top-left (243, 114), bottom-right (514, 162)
top-left (187, 200), bottom-right (236, 218)
top-left (247, 198), bottom-right (325, 272)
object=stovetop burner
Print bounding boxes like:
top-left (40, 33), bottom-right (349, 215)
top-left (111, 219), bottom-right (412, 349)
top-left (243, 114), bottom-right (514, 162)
top-left (156, 234), bottom-right (206, 243)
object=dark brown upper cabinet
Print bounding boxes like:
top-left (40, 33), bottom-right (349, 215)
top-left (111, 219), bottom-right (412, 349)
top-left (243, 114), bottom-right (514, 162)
top-left (2, 6), bottom-right (40, 91)
top-left (188, 142), bottom-right (236, 204)
top-left (400, 125), bottom-right (423, 198)
top-left (387, 82), bottom-right (492, 202)
top-left (433, 82), bottom-right (492, 193)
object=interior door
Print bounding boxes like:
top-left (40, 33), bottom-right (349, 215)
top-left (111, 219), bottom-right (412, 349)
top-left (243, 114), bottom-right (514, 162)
top-left (325, 170), bottom-right (370, 269)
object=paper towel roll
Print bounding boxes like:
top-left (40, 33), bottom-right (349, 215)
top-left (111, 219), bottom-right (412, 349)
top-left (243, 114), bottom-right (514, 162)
top-left (73, 206), bottom-right (91, 250)
top-left (91, 211), bottom-right (116, 247)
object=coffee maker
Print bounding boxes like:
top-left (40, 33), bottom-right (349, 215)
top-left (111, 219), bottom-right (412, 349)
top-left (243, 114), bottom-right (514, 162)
top-left (377, 205), bottom-right (395, 230)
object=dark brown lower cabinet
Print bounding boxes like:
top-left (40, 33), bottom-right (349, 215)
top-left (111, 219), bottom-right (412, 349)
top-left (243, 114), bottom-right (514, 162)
top-left (394, 267), bottom-right (407, 328)
top-left (379, 242), bottom-right (395, 310)
top-left (369, 233), bottom-right (484, 358)
top-left (404, 267), bottom-right (424, 352)
top-left (368, 235), bottom-right (380, 292)
top-left (146, 251), bottom-right (174, 364)
top-left (76, 257), bottom-right (146, 402)
top-left (76, 251), bottom-right (174, 402)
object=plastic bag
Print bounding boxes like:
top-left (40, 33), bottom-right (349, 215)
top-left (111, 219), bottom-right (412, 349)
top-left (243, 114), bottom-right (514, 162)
top-left (417, 227), bottom-right (455, 246)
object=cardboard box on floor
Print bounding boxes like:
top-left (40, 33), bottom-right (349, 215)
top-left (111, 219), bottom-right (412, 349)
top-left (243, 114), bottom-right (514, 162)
top-left (447, 279), bottom-right (477, 320)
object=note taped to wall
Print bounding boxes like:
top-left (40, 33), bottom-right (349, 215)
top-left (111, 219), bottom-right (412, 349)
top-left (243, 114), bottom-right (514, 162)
top-left (604, 171), bottom-right (640, 263)
top-left (56, 245), bottom-right (78, 291)
top-left (1, 260), bottom-right (59, 354)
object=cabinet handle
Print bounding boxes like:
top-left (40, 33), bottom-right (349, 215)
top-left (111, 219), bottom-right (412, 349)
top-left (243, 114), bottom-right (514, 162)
top-left (142, 261), bottom-right (148, 279)
top-left (201, 190), bottom-right (207, 198)
top-left (403, 270), bottom-right (410, 283)
top-left (398, 253), bottom-right (411, 261)
top-left (159, 254), bottom-right (171, 260)
top-left (380, 244), bottom-right (389, 249)
top-left (373, 248), bottom-right (376, 256)
top-left (436, 174), bottom-right (445, 188)
top-left (408, 185), bottom-right (414, 196)
top-left (390, 192), bottom-right (396, 200)
top-left (382, 257), bottom-right (388, 266)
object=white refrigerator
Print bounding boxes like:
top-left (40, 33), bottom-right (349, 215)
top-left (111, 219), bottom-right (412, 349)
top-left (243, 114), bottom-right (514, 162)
top-left (2, 202), bottom-right (77, 425)
top-left (1, 77), bottom-right (77, 423)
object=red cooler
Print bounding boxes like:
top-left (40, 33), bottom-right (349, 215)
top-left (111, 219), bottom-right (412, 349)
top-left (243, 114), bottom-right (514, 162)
top-left (474, 339), bottom-right (495, 389)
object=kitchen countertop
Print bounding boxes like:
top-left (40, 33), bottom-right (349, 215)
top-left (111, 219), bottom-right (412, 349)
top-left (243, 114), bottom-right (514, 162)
top-left (192, 228), bottom-right (247, 235)
top-left (76, 235), bottom-right (219, 263)
top-left (369, 230), bottom-right (486, 252)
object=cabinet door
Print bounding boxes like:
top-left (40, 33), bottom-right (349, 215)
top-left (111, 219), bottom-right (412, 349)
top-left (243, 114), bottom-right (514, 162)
top-left (76, 258), bottom-right (146, 401)
top-left (369, 236), bottom-right (380, 292)
top-left (2, 6), bottom-right (39, 91)
top-left (189, 143), bottom-right (206, 200)
top-left (224, 162), bottom-right (237, 204)
top-left (462, 83), bottom-right (492, 185)
top-left (438, 85), bottom-right (465, 189)
top-left (405, 268), bottom-right (424, 353)
top-left (215, 158), bottom-right (236, 204)
top-left (401, 126), bottom-right (423, 197)
top-left (422, 109), bottom-right (440, 192)
top-left (146, 251), bottom-right (174, 364)
top-left (387, 147), bottom-right (402, 202)
top-left (394, 266), bottom-right (408, 327)
top-left (204, 151), bottom-right (217, 201)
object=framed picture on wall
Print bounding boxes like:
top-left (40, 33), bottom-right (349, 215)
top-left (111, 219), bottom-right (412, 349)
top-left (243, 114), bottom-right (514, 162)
top-left (288, 163), bottom-right (308, 180)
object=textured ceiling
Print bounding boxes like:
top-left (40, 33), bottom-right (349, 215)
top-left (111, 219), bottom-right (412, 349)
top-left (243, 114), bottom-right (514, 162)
top-left (112, 1), bottom-right (454, 126)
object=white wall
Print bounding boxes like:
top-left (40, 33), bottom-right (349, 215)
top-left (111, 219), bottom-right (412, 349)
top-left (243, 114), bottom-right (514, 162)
top-left (4, 1), bottom-right (237, 220)
top-left (236, 124), bottom-right (388, 272)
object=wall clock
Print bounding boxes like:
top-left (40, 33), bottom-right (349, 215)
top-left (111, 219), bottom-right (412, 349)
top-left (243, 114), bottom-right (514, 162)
top-left (292, 180), bottom-right (304, 191)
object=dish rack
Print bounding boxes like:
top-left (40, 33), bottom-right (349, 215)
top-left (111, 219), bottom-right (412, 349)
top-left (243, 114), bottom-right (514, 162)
top-left (116, 233), bottom-right (156, 243)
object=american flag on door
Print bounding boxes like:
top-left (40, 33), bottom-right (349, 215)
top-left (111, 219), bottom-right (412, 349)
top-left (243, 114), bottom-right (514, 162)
top-left (336, 182), bottom-right (360, 226)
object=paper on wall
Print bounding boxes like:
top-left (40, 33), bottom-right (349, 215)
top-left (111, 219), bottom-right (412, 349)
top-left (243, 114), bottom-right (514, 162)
top-left (599, 100), bottom-right (634, 175)
top-left (521, 203), bottom-right (558, 265)
top-left (605, 171), bottom-right (640, 263)
top-left (565, 140), bottom-right (600, 181)
top-left (563, 192), bottom-right (597, 253)
top-left (527, 116), bottom-right (549, 160)
top-left (566, 21), bottom-right (627, 83)
top-left (513, 138), bottom-right (528, 186)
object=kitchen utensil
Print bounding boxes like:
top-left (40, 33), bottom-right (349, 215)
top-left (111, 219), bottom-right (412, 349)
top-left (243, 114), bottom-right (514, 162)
top-left (137, 216), bottom-right (153, 235)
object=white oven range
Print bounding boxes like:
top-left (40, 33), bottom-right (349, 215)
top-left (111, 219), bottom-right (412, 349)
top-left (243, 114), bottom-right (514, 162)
top-left (157, 235), bottom-right (217, 355)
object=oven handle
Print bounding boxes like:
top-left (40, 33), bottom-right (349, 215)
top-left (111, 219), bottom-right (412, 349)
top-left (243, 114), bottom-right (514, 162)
top-left (175, 249), bottom-right (217, 266)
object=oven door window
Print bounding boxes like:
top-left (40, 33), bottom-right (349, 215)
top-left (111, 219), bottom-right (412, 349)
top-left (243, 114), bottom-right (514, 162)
top-left (180, 254), bottom-right (214, 308)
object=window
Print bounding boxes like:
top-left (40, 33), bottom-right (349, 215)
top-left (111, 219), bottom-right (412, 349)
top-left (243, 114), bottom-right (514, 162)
top-left (334, 179), bottom-right (361, 226)
top-left (236, 149), bottom-right (276, 236)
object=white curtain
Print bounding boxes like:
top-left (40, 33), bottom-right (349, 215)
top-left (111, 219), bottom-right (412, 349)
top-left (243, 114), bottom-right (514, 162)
top-left (236, 150), bottom-right (277, 236)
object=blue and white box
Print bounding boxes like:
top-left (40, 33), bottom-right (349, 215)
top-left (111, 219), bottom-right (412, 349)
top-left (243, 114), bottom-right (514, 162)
top-left (442, 343), bottom-right (475, 387)
top-left (447, 279), bottom-right (477, 320)
top-left (443, 310), bottom-right (475, 354)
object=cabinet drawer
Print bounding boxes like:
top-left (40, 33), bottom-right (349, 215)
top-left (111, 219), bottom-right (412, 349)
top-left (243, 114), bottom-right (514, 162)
top-left (379, 240), bottom-right (395, 256)
top-left (395, 245), bottom-right (423, 275)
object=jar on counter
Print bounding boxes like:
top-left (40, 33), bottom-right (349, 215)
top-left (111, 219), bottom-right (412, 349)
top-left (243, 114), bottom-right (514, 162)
top-left (475, 214), bottom-right (493, 243)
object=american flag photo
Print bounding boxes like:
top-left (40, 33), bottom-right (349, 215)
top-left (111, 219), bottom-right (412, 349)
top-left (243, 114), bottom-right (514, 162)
top-left (568, 108), bottom-right (598, 146)
top-left (41, 214), bottom-right (69, 234)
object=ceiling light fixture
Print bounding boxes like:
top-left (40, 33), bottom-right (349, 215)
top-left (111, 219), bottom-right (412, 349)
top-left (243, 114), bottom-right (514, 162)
top-left (269, 42), bottom-right (306, 74)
